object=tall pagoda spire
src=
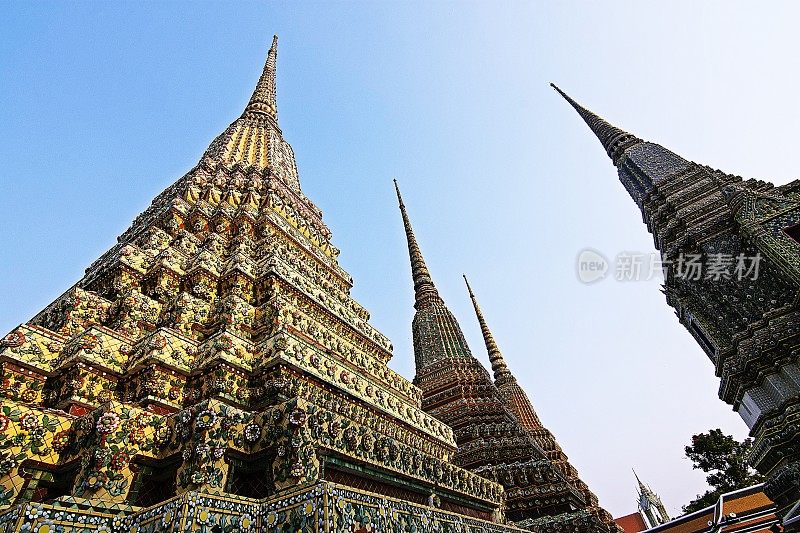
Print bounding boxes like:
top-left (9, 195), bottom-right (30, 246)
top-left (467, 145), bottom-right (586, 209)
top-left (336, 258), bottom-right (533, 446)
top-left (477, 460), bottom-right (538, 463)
top-left (550, 83), bottom-right (690, 209)
top-left (556, 82), bottom-right (800, 522)
top-left (245, 34), bottom-right (279, 119)
top-left (394, 179), bottom-right (441, 309)
top-left (456, 277), bottom-right (622, 530)
top-left (394, 180), bottom-right (475, 370)
top-left (461, 275), bottom-right (542, 430)
top-left (549, 83), bottom-right (642, 165)
top-left (463, 275), bottom-right (512, 382)
top-left (202, 34), bottom-right (302, 190)
top-left (397, 202), bottom-right (608, 526)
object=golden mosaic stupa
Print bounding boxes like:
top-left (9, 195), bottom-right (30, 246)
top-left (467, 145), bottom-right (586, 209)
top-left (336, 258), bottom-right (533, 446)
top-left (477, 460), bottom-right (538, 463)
top-left (0, 37), bottom-right (619, 532)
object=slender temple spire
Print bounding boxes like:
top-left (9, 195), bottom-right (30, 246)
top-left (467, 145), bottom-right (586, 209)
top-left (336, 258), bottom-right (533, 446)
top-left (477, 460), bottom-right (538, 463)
top-left (245, 34), bottom-right (279, 119)
top-left (633, 470), bottom-right (670, 527)
top-left (633, 469), bottom-right (646, 493)
top-left (394, 180), bottom-right (441, 309)
top-left (203, 34), bottom-right (303, 189)
top-left (549, 83), bottom-right (642, 165)
top-left (463, 275), bottom-right (512, 382)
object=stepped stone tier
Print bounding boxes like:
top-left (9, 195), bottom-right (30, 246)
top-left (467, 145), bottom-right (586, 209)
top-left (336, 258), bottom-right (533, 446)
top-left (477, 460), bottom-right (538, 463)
top-left (552, 84), bottom-right (800, 529)
top-left (0, 35), bottom-right (619, 532)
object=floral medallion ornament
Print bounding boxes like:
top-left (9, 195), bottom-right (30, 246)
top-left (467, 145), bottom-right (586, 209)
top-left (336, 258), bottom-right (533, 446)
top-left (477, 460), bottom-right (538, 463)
top-left (195, 443), bottom-right (210, 458)
top-left (243, 423), bottom-right (261, 443)
top-left (134, 412), bottom-right (152, 428)
top-left (80, 333), bottom-right (98, 351)
top-left (177, 410), bottom-right (192, 425)
top-left (196, 508), bottom-right (211, 525)
top-left (96, 412), bottom-right (120, 434)
top-left (154, 425), bottom-right (172, 446)
top-left (360, 432), bottom-right (375, 452)
top-left (288, 408), bottom-right (306, 426)
top-left (20, 389), bottom-right (38, 403)
top-left (77, 415), bottom-right (94, 432)
top-left (29, 426), bottom-right (46, 445)
top-left (52, 430), bottom-right (72, 452)
top-left (0, 451), bottom-right (17, 476)
top-left (128, 427), bottom-right (146, 445)
top-left (20, 412), bottom-right (40, 430)
top-left (290, 461), bottom-right (304, 478)
top-left (196, 409), bottom-right (217, 429)
top-left (94, 447), bottom-right (112, 465)
top-left (160, 508), bottom-right (174, 529)
top-left (344, 427), bottom-right (358, 450)
top-left (110, 451), bottom-right (130, 471)
top-left (239, 513), bottom-right (253, 531)
top-left (97, 389), bottom-right (113, 403)
top-left (84, 470), bottom-right (108, 490)
top-left (303, 500), bottom-right (315, 516)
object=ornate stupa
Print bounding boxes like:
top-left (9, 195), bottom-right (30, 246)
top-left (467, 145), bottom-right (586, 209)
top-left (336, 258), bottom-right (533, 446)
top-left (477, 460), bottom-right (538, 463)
top-left (552, 83), bottom-right (800, 529)
top-left (0, 37), bottom-right (617, 532)
top-left (394, 183), bottom-right (621, 531)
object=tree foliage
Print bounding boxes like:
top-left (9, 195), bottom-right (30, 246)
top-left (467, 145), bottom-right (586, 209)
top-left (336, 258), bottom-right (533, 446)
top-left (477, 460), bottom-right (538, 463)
top-left (682, 429), bottom-right (763, 513)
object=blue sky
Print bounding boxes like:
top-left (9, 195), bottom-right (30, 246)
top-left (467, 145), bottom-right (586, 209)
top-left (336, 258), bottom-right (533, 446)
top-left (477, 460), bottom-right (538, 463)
top-left (2, 0), bottom-right (799, 517)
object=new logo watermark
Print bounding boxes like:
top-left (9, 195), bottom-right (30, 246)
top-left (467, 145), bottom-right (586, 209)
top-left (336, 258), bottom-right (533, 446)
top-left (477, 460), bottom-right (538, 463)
top-left (576, 249), bottom-right (761, 284)
top-left (576, 249), bottom-right (609, 284)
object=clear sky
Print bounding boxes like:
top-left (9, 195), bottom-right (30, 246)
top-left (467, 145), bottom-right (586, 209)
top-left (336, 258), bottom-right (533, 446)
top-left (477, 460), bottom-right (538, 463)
top-left (2, 0), bottom-right (798, 518)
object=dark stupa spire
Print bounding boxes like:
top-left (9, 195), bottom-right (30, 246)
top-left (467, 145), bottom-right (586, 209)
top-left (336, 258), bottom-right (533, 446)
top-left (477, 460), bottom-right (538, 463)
top-left (394, 180), bottom-right (475, 369)
top-left (394, 179), bottom-right (441, 309)
top-left (463, 275), bottom-right (512, 382)
top-left (550, 83), bottom-right (642, 165)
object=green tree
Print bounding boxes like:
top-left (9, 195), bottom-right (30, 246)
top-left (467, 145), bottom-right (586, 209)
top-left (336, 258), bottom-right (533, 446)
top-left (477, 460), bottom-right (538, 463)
top-left (683, 429), bottom-right (763, 513)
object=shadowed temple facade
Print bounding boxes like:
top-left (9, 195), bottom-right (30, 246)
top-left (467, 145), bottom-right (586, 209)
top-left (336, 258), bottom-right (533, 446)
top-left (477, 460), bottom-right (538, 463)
top-left (0, 38), bottom-right (622, 532)
top-left (552, 84), bottom-right (800, 530)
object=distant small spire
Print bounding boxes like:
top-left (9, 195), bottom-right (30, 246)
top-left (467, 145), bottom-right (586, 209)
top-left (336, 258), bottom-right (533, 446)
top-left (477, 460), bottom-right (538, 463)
top-left (394, 180), bottom-right (441, 309)
top-left (550, 83), bottom-right (642, 165)
top-left (633, 468), bottom-right (646, 493)
top-left (246, 35), bottom-right (279, 119)
top-left (633, 469), bottom-right (671, 526)
top-left (463, 275), bottom-right (512, 382)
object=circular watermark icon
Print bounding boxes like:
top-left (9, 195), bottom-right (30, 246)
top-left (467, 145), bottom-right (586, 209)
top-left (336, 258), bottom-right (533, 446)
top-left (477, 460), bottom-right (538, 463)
top-left (576, 248), bottom-right (609, 284)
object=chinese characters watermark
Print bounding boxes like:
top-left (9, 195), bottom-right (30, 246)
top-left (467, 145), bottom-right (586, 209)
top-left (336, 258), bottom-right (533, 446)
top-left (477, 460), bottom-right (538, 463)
top-left (576, 249), bottom-right (761, 284)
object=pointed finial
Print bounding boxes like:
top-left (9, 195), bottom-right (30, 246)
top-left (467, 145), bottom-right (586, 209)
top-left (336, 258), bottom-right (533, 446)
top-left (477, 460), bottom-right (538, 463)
top-left (245, 35), bottom-right (280, 119)
top-left (464, 274), bottom-right (476, 298)
top-left (394, 180), bottom-right (441, 309)
top-left (463, 275), bottom-right (512, 382)
top-left (633, 469), bottom-right (649, 494)
top-left (550, 83), bottom-right (642, 165)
